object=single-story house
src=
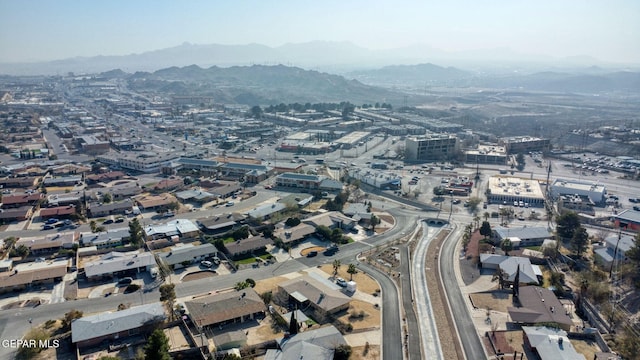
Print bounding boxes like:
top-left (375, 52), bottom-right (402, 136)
top-left (508, 286), bottom-right (574, 331)
top-left (303, 211), bottom-right (356, 231)
top-left (493, 226), bottom-right (552, 248)
top-left (522, 326), bottom-right (585, 360)
top-left (83, 251), bottom-right (156, 280)
top-left (134, 193), bottom-right (177, 211)
top-left (175, 189), bottom-right (217, 204)
top-left (0, 206), bottom-right (33, 222)
top-left (612, 209), bottom-right (640, 232)
top-left (480, 254), bottom-right (541, 285)
top-left (80, 227), bottom-right (131, 249)
top-left (0, 259), bottom-right (68, 293)
top-left (278, 273), bottom-right (351, 319)
top-left (247, 203), bottom-right (287, 220)
top-left (39, 205), bottom-right (77, 219)
top-left (265, 325), bottom-right (347, 360)
top-left (197, 213), bottom-right (246, 234)
top-left (158, 243), bottom-right (218, 269)
top-left (273, 223), bottom-right (316, 245)
top-left (87, 200), bottom-right (133, 218)
top-left (1, 193), bottom-right (43, 208)
top-left (71, 302), bottom-right (166, 348)
top-left (594, 233), bottom-right (635, 268)
top-left (17, 231), bottom-right (79, 254)
top-left (223, 235), bottom-right (273, 259)
top-left (184, 288), bottom-right (265, 329)
top-left (144, 219), bottom-right (200, 241)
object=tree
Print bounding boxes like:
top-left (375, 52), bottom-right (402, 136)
top-left (101, 193), bottom-right (112, 204)
top-left (250, 105), bottom-right (263, 119)
top-left (334, 344), bottom-right (353, 360)
top-left (16, 328), bottom-right (50, 359)
top-left (128, 217), bottom-right (144, 248)
top-left (479, 221), bottom-right (492, 239)
top-left (516, 153), bottom-right (525, 171)
top-left (144, 328), bottom-right (171, 360)
top-left (556, 211), bottom-right (581, 240)
top-left (370, 214), bottom-right (381, 232)
top-left (332, 259), bottom-right (341, 277)
top-left (245, 278), bottom-right (256, 288)
top-left (501, 238), bottom-right (513, 256)
top-left (626, 233), bottom-right (640, 270)
top-left (468, 197), bottom-right (482, 213)
top-left (571, 226), bottom-right (589, 257)
top-left (89, 220), bottom-right (97, 233)
top-left (284, 217), bottom-right (301, 227)
top-left (61, 309), bottom-right (83, 331)
top-left (483, 212), bottom-right (490, 221)
top-left (347, 263), bottom-right (357, 281)
top-left (11, 244), bottom-right (30, 258)
top-left (472, 215), bottom-right (481, 229)
top-left (433, 186), bottom-right (447, 197)
top-left (159, 284), bottom-right (176, 320)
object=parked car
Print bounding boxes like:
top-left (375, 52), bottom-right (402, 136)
top-left (336, 278), bottom-right (347, 287)
top-left (46, 218), bottom-right (59, 224)
top-left (201, 260), bottom-right (213, 268)
top-left (306, 251), bottom-right (318, 258)
top-left (117, 277), bottom-right (133, 286)
top-left (226, 201), bottom-right (234, 207)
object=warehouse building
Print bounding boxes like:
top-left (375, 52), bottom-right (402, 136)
top-left (549, 179), bottom-right (606, 204)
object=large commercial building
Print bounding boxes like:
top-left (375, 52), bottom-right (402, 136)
top-left (405, 134), bottom-right (458, 161)
top-left (549, 179), bottom-right (606, 204)
top-left (97, 152), bottom-right (180, 173)
top-left (465, 145), bottom-right (508, 165)
top-left (503, 137), bottom-right (550, 155)
top-left (487, 176), bottom-right (545, 207)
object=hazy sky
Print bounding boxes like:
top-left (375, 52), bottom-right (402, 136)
top-left (1, 0), bottom-right (639, 63)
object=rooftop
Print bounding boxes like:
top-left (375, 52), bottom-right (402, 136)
top-left (184, 288), bottom-right (265, 327)
top-left (488, 176), bottom-right (545, 199)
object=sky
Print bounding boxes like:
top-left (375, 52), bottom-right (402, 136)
top-left (1, 0), bottom-right (639, 63)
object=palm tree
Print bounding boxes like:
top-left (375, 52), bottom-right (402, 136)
top-left (473, 216), bottom-right (480, 229)
top-left (483, 212), bottom-right (490, 221)
top-left (347, 264), bottom-right (357, 281)
top-left (332, 259), bottom-right (341, 278)
top-left (89, 220), bottom-right (97, 233)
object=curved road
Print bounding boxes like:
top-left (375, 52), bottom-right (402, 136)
top-left (439, 223), bottom-right (487, 360)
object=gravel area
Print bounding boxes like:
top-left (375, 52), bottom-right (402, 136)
top-left (425, 229), bottom-right (465, 360)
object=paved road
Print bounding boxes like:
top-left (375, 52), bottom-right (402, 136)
top-left (358, 262), bottom-right (402, 360)
top-left (400, 245), bottom-right (422, 360)
top-left (439, 223), bottom-right (487, 360)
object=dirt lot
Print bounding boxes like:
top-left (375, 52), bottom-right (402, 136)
top-left (351, 344), bottom-right (381, 360)
top-left (299, 246), bottom-right (326, 257)
top-left (247, 316), bottom-right (284, 344)
top-left (182, 270), bottom-right (217, 282)
top-left (318, 264), bottom-right (380, 294)
top-left (336, 300), bottom-right (381, 330)
top-left (253, 276), bottom-right (289, 294)
top-left (469, 290), bottom-right (512, 313)
top-left (572, 338), bottom-right (602, 359)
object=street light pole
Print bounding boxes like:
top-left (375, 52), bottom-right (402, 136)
top-left (448, 191), bottom-right (454, 223)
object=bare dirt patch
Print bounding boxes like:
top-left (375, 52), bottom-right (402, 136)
top-left (299, 246), bottom-right (326, 257)
top-left (248, 316), bottom-right (285, 344)
top-left (572, 338), bottom-right (601, 359)
top-left (253, 276), bottom-right (289, 294)
top-left (351, 344), bottom-right (381, 360)
top-left (182, 270), bottom-right (217, 282)
top-left (469, 290), bottom-right (513, 313)
top-left (337, 300), bottom-right (381, 330)
top-left (318, 264), bottom-right (380, 294)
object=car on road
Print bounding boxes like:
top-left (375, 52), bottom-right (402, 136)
top-left (452, 199), bottom-right (461, 205)
top-left (336, 278), bottom-right (347, 287)
top-left (42, 224), bottom-right (55, 230)
top-left (226, 201), bottom-right (235, 207)
top-left (115, 216), bottom-right (125, 223)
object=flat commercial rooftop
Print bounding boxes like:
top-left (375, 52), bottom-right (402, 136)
top-left (488, 176), bottom-right (544, 199)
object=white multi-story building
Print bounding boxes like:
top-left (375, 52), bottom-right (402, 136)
top-left (405, 134), bottom-right (458, 161)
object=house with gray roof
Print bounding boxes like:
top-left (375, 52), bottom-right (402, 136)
top-left (144, 219), bottom-right (200, 241)
top-left (303, 211), bottom-right (356, 231)
top-left (493, 226), bottom-right (552, 248)
top-left (508, 287), bottom-right (574, 331)
top-left (71, 302), bottom-right (166, 348)
top-left (175, 189), bottom-right (217, 203)
top-left (223, 235), bottom-right (273, 259)
top-left (522, 326), bottom-right (585, 360)
top-left (80, 227), bottom-right (131, 249)
top-left (265, 325), bottom-right (347, 360)
top-left (247, 203), bottom-right (287, 220)
top-left (88, 199), bottom-right (133, 218)
top-left (83, 251), bottom-right (156, 280)
top-left (158, 243), bottom-right (217, 269)
top-left (198, 213), bottom-right (246, 234)
top-left (278, 273), bottom-right (351, 319)
top-left (220, 162), bottom-right (273, 182)
top-left (594, 233), bottom-right (635, 268)
top-left (480, 254), bottom-right (541, 285)
top-left (613, 209), bottom-right (640, 232)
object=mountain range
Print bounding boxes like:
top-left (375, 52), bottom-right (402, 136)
top-left (0, 41), bottom-right (633, 76)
